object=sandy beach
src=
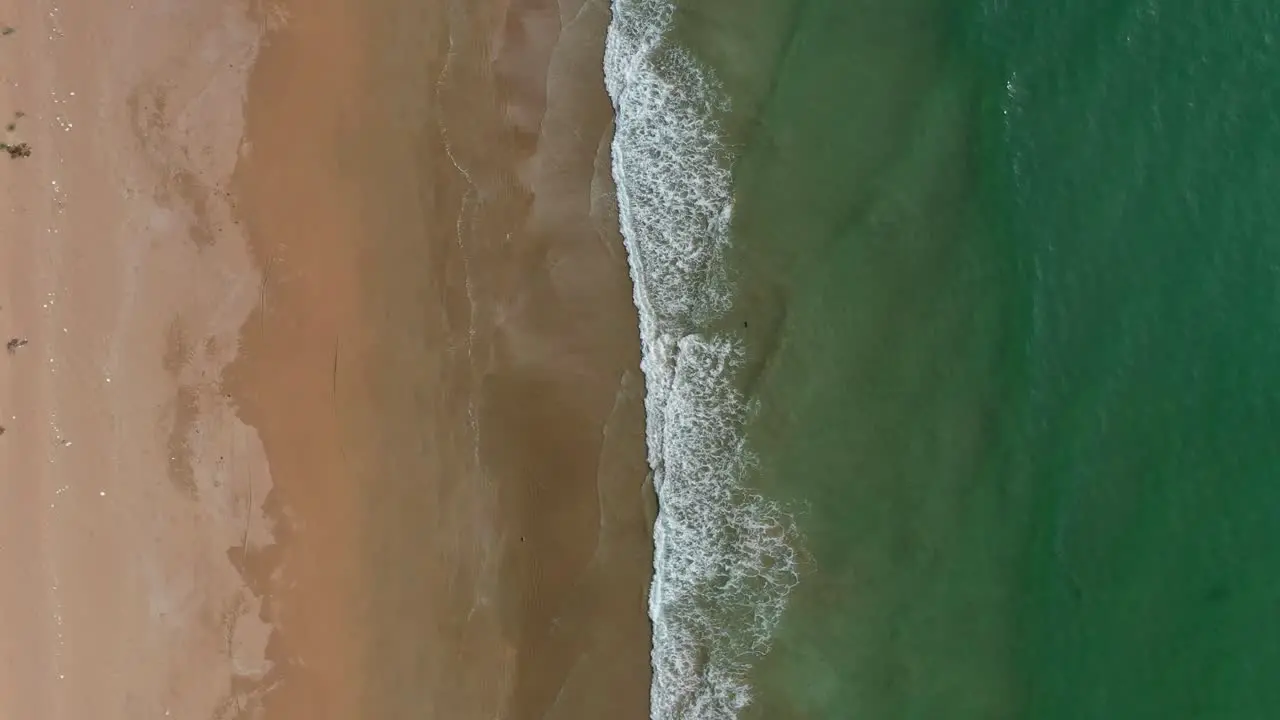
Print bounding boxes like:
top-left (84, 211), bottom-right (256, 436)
top-left (341, 0), bottom-right (655, 715)
top-left (0, 0), bottom-right (279, 717)
top-left (1, 0), bottom-right (650, 717)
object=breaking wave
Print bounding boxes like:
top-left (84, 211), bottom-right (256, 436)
top-left (604, 2), bottom-right (801, 717)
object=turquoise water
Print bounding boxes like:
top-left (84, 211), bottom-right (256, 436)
top-left (607, 0), bottom-right (1280, 717)
top-left (995, 2), bottom-right (1280, 717)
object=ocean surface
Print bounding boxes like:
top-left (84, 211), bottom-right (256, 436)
top-left (605, 0), bottom-right (1280, 718)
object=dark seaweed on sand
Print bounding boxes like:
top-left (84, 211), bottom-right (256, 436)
top-left (0, 142), bottom-right (31, 158)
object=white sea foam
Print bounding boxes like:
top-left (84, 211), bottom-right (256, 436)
top-left (604, 2), bottom-right (800, 718)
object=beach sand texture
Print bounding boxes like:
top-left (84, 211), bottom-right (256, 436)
top-left (1, 0), bottom-right (652, 717)
top-left (0, 0), bottom-right (277, 717)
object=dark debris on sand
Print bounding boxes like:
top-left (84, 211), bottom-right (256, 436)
top-left (0, 142), bottom-right (31, 159)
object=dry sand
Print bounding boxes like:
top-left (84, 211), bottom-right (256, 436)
top-left (1, 0), bottom-right (652, 717)
top-left (0, 0), bottom-right (279, 718)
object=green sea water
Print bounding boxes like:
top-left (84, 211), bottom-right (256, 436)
top-left (664, 0), bottom-right (1280, 717)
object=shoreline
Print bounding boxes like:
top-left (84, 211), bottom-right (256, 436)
top-left (347, 0), bottom-right (655, 715)
top-left (603, 0), bottom-right (807, 716)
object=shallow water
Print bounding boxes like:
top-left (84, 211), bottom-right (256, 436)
top-left (609, 0), bottom-right (1280, 717)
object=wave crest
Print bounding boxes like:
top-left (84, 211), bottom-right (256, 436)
top-left (604, 2), bottom-right (801, 717)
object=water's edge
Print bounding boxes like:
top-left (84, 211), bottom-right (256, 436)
top-left (603, 1), bottom-right (800, 717)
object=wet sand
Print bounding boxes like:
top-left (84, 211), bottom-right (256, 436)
top-left (2, 0), bottom-right (651, 717)
top-left (339, 0), bottom-right (655, 715)
top-left (227, 0), bottom-right (367, 716)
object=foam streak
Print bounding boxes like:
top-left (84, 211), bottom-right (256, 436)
top-left (604, 2), bottom-right (800, 717)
